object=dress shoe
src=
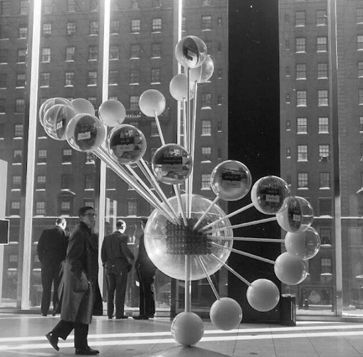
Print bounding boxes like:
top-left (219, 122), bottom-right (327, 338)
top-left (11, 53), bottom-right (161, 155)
top-left (45, 332), bottom-right (59, 351)
top-left (41, 313), bottom-right (47, 317)
top-left (115, 315), bottom-right (128, 319)
top-left (107, 316), bottom-right (113, 320)
top-left (133, 315), bottom-right (148, 320)
top-left (75, 347), bottom-right (100, 355)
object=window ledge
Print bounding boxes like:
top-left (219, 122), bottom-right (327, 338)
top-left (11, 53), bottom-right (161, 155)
top-left (61, 162), bottom-right (72, 165)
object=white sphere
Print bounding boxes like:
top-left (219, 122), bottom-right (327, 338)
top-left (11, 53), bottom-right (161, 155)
top-left (71, 98), bottom-right (95, 116)
top-left (139, 89), bottom-right (166, 117)
top-left (169, 73), bottom-right (194, 101)
top-left (171, 312), bottom-right (204, 346)
top-left (189, 54), bottom-right (215, 83)
top-left (274, 252), bottom-right (308, 285)
top-left (39, 97), bottom-right (70, 127)
top-left (175, 36), bottom-right (208, 69)
top-left (99, 99), bottom-right (126, 127)
top-left (284, 227), bottom-right (321, 260)
top-left (246, 279), bottom-right (280, 312)
top-left (210, 297), bottom-right (242, 330)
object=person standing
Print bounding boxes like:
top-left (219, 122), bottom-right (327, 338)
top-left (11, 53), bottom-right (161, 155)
top-left (133, 218), bottom-right (156, 320)
top-left (101, 220), bottom-right (134, 319)
top-left (45, 206), bottom-right (99, 355)
top-left (37, 217), bottom-right (68, 316)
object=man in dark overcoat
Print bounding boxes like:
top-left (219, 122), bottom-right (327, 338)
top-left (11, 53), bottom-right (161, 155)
top-left (37, 217), bottom-right (68, 316)
top-left (133, 218), bottom-right (157, 320)
top-left (45, 206), bottom-right (99, 355)
top-left (101, 219), bottom-right (134, 319)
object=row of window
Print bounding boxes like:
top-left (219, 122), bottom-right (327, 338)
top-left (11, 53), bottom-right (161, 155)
top-left (294, 144), bottom-right (330, 162)
top-left (286, 89), bottom-right (329, 107)
top-left (284, 9), bottom-right (328, 27)
top-left (286, 116), bottom-right (329, 134)
top-left (296, 171), bottom-right (331, 189)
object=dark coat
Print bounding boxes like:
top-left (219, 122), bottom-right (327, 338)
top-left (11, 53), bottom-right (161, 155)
top-left (101, 231), bottom-right (134, 274)
top-left (135, 233), bottom-right (156, 277)
top-left (37, 226), bottom-right (68, 266)
top-left (59, 222), bottom-right (96, 324)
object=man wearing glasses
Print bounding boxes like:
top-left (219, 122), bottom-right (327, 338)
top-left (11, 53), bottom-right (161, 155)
top-left (45, 206), bottom-right (100, 355)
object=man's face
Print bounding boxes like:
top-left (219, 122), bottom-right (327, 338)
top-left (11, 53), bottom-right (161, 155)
top-left (80, 209), bottom-right (96, 230)
top-left (119, 223), bottom-right (126, 233)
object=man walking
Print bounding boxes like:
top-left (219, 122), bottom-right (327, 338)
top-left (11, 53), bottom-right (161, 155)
top-left (101, 220), bottom-right (134, 319)
top-left (37, 217), bottom-right (68, 316)
top-left (45, 206), bottom-right (99, 355)
top-left (133, 218), bottom-right (156, 320)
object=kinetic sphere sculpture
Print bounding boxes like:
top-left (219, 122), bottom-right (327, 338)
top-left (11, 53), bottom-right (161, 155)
top-left (39, 35), bottom-right (320, 347)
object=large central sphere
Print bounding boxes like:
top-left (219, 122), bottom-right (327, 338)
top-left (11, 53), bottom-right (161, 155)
top-left (144, 194), bottom-right (233, 281)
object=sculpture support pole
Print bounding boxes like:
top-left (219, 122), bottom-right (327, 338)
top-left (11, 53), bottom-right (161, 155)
top-left (174, 184), bottom-right (187, 226)
top-left (154, 111), bottom-right (166, 145)
top-left (185, 255), bottom-right (191, 312)
top-left (193, 195), bottom-right (219, 230)
top-left (198, 256), bottom-right (220, 300)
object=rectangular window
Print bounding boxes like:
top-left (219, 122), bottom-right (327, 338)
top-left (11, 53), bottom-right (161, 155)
top-left (317, 36), bottom-right (328, 52)
top-left (14, 124), bottom-right (23, 137)
top-left (359, 89), bottom-right (363, 105)
top-left (61, 174), bottom-right (72, 189)
top-left (12, 175), bottom-right (21, 188)
top-left (60, 200), bottom-right (72, 215)
top-left (62, 148), bottom-right (72, 163)
top-left (110, 20), bottom-right (119, 34)
top-left (358, 8), bottom-right (363, 23)
top-left (18, 26), bottom-right (28, 39)
top-left (0, 49), bottom-right (8, 63)
top-left (201, 120), bottom-right (211, 136)
top-left (360, 117), bottom-right (363, 133)
top-left (36, 175), bottom-right (46, 189)
top-left (295, 37), bottom-right (306, 52)
top-left (320, 228), bottom-right (331, 245)
top-left (296, 90), bottom-right (307, 107)
top-left (316, 9), bottom-right (327, 26)
top-left (127, 199), bottom-right (137, 216)
top-left (65, 46), bottom-right (75, 61)
top-left (318, 90), bottom-right (328, 106)
top-left (87, 71), bottom-right (97, 86)
top-left (129, 70), bottom-right (139, 85)
top-left (296, 64), bottom-right (306, 79)
top-left (40, 72), bottom-right (50, 87)
top-left (15, 99), bottom-right (25, 113)
top-left (201, 15), bottom-right (212, 30)
top-left (131, 19), bottom-right (141, 33)
top-left (66, 22), bottom-right (76, 35)
top-left (319, 144), bottom-right (330, 161)
top-left (151, 43), bottom-right (161, 58)
top-left (297, 172), bottom-right (308, 189)
top-left (19, 0), bottom-right (28, 15)
top-left (201, 93), bottom-right (212, 108)
top-left (38, 149), bottom-right (47, 163)
top-left (84, 174), bottom-right (94, 190)
top-left (319, 198), bottom-right (332, 216)
top-left (0, 98), bottom-right (5, 113)
top-left (201, 174), bottom-right (211, 190)
top-left (130, 44), bottom-right (141, 58)
top-left (109, 70), bottom-right (119, 85)
top-left (65, 72), bottom-right (74, 86)
top-left (86, 152), bottom-right (95, 164)
top-left (43, 0), bottom-right (53, 15)
top-left (89, 21), bottom-right (98, 35)
top-left (319, 172), bottom-right (330, 188)
top-left (286, 147), bottom-right (291, 159)
top-left (10, 201), bottom-right (21, 215)
top-left (151, 68), bottom-right (161, 83)
top-left (151, 122), bottom-right (159, 136)
top-left (297, 145), bottom-right (308, 161)
top-left (297, 117), bottom-right (307, 134)
top-left (318, 117), bottom-right (329, 133)
top-left (13, 150), bottom-right (22, 163)
top-left (17, 49), bottom-right (27, 63)
top-left (358, 35), bottom-right (363, 50)
top-left (110, 46), bottom-right (119, 60)
top-left (42, 23), bottom-right (52, 35)
top-left (318, 63), bottom-right (328, 79)
top-left (129, 96), bottom-right (139, 110)
top-left (295, 11), bottom-right (305, 27)
top-left (16, 73), bottom-right (26, 87)
top-left (152, 18), bottom-right (162, 32)
top-left (88, 45), bottom-right (98, 61)
top-left (201, 146), bottom-right (212, 161)
top-left (0, 73), bottom-right (6, 88)
top-left (35, 201), bottom-right (46, 215)
top-left (41, 48), bottom-right (51, 63)
top-left (321, 257), bottom-right (332, 273)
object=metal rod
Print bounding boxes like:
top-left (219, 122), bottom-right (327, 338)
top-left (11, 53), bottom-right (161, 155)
top-left (211, 253), bottom-right (251, 286)
top-left (198, 256), bottom-right (220, 300)
top-left (154, 111), bottom-right (166, 145)
top-left (211, 241), bottom-right (275, 265)
top-left (208, 236), bottom-right (284, 243)
top-left (193, 195), bottom-right (219, 230)
top-left (184, 255), bottom-right (191, 312)
top-left (173, 184), bottom-right (187, 226)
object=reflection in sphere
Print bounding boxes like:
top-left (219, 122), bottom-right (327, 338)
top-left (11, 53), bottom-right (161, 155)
top-left (210, 160), bottom-right (252, 201)
top-left (251, 176), bottom-right (290, 215)
top-left (139, 89), bottom-right (166, 117)
top-left (175, 36), bottom-right (208, 69)
top-left (171, 312), bottom-right (204, 346)
top-left (151, 144), bottom-right (192, 185)
top-left (71, 98), bottom-right (95, 116)
top-left (99, 99), bottom-right (126, 127)
top-left (108, 124), bottom-right (147, 164)
top-left (246, 279), bottom-right (280, 312)
top-left (144, 194), bottom-right (233, 281)
top-left (210, 297), bottom-right (242, 330)
top-left (189, 54), bottom-right (215, 83)
top-left (285, 227), bottom-right (320, 260)
top-left (39, 97), bottom-right (70, 127)
top-left (66, 114), bottom-right (106, 152)
top-left (274, 252), bottom-right (308, 285)
top-left (43, 104), bottom-right (76, 141)
top-left (169, 73), bottom-right (194, 101)
top-left (276, 196), bottom-right (314, 233)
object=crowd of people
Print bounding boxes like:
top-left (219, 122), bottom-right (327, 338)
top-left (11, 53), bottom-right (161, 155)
top-left (37, 207), bottom-right (156, 355)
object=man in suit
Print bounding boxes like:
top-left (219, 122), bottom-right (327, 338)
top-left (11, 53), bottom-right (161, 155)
top-left (101, 220), bottom-right (134, 319)
top-left (45, 206), bottom-right (99, 355)
top-left (133, 218), bottom-right (157, 320)
top-left (37, 217), bottom-right (68, 316)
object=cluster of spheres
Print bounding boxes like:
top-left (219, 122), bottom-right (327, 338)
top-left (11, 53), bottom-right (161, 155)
top-left (39, 35), bottom-right (320, 347)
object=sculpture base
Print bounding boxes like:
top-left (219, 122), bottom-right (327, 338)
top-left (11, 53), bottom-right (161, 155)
top-left (143, 345), bottom-right (230, 357)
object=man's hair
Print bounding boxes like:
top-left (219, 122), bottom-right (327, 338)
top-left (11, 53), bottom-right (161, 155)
top-left (141, 218), bottom-right (148, 225)
top-left (116, 220), bottom-right (126, 229)
top-left (79, 206), bottom-right (94, 217)
top-left (55, 217), bottom-right (65, 225)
